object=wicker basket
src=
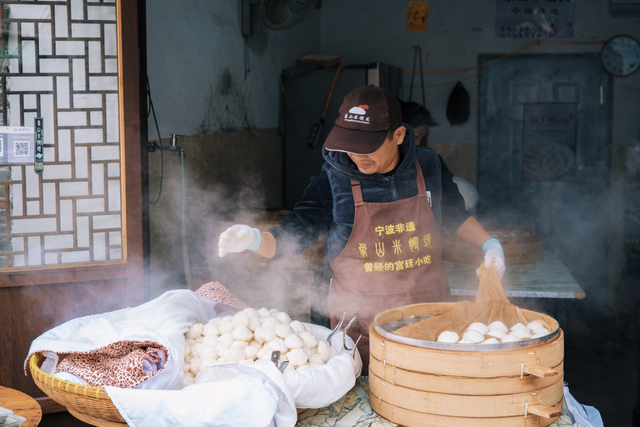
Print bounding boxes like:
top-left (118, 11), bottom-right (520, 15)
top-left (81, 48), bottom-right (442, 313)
top-left (29, 353), bottom-right (126, 424)
top-left (29, 352), bottom-right (307, 424)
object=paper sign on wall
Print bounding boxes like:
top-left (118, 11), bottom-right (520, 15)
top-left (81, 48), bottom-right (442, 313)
top-left (495, 0), bottom-right (575, 39)
top-left (522, 103), bottom-right (577, 182)
top-left (0, 126), bottom-right (35, 164)
top-left (407, 2), bottom-right (429, 32)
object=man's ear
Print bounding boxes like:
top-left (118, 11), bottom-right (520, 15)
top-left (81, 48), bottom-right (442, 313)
top-left (395, 126), bottom-right (407, 145)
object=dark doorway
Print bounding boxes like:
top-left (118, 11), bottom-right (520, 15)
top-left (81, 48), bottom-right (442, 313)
top-left (477, 54), bottom-right (612, 302)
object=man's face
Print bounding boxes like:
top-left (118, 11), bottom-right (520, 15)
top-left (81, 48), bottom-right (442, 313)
top-left (347, 126), bottom-right (406, 175)
top-left (413, 125), bottom-right (429, 147)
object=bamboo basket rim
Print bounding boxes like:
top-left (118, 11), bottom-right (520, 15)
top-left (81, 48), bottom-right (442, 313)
top-left (29, 353), bottom-right (113, 401)
top-left (373, 302), bottom-right (561, 352)
top-left (29, 352), bottom-right (126, 424)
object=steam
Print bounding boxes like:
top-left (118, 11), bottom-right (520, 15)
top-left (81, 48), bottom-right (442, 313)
top-left (147, 133), bottom-right (320, 323)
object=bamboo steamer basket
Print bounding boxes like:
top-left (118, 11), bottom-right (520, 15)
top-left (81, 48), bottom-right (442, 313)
top-left (369, 303), bottom-right (564, 427)
top-left (442, 226), bottom-right (543, 265)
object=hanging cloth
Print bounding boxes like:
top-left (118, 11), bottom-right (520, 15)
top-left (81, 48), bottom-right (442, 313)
top-left (446, 81), bottom-right (470, 126)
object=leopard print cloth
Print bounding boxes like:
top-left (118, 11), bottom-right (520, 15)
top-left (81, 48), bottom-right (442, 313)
top-left (54, 341), bottom-right (168, 388)
top-left (195, 281), bottom-right (249, 308)
top-left (28, 282), bottom-right (247, 387)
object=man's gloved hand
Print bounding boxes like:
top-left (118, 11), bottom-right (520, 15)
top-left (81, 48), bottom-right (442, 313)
top-left (218, 224), bottom-right (261, 257)
top-left (482, 238), bottom-right (506, 278)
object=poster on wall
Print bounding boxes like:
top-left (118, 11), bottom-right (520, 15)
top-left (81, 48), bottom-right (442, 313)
top-left (495, 0), bottom-right (575, 39)
top-left (522, 103), bottom-right (576, 181)
top-left (0, 126), bottom-right (35, 164)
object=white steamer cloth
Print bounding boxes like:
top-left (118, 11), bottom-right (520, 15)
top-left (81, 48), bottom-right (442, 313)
top-left (27, 290), bottom-right (239, 390)
top-left (287, 324), bottom-right (362, 409)
top-left (108, 361), bottom-right (297, 427)
top-left (26, 289), bottom-right (361, 427)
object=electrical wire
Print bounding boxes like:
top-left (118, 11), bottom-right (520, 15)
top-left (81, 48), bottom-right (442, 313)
top-left (147, 78), bottom-right (165, 205)
top-left (279, 78), bottom-right (306, 131)
top-left (321, 65), bottom-right (348, 119)
top-left (403, 39), bottom-right (605, 75)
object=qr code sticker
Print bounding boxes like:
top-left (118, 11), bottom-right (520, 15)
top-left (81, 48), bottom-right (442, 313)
top-left (14, 141), bottom-right (30, 157)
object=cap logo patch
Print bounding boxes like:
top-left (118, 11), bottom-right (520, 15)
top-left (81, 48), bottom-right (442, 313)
top-left (345, 105), bottom-right (370, 124)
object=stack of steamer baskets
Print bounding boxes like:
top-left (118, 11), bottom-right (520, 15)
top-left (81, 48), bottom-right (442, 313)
top-left (369, 303), bottom-right (564, 427)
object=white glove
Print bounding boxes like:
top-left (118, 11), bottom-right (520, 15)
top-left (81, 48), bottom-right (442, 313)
top-left (484, 249), bottom-right (506, 278)
top-left (218, 224), bottom-right (261, 257)
top-left (482, 238), bottom-right (506, 278)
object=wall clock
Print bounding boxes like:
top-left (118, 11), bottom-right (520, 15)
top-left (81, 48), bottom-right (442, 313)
top-left (601, 35), bottom-right (640, 77)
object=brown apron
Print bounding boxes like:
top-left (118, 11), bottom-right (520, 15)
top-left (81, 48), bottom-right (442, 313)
top-left (328, 160), bottom-right (452, 373)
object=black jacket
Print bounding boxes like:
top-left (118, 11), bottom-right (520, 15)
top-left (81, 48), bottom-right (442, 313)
top-left (270, 126), bottom-right (470, 263)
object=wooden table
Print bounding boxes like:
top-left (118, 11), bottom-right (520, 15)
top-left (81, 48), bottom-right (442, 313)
top-left (0, 386), bottom-right (42, 427)
top-left (444, 251), bottom-right (586, 299)
top-left (297, 377), bottom-right (574, 426)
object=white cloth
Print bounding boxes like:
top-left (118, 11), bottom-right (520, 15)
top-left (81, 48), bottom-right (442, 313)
top-left (27, 289), bottom-right (361, 427)
top-left (283, 323), bottom-right (361, 409)
top-left (109, 378), bottom-right (278, 427)
top-left (564, 383), bottom-right (604, 427)
top-left (195, 362), bottom-right (297, 427)
top-left (108, 361), bottom-right (297, 427)
top-left (27, 290), bottom-right (238, 391)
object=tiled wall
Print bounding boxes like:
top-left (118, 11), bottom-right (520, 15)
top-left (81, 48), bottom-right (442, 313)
top-left (0, 0), bottom-right (123, 268)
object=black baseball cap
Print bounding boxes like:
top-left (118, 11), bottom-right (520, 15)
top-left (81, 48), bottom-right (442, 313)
top-left (324, 85), bottom-right (402, 155)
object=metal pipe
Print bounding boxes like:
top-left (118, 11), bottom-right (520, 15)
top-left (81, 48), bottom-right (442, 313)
top-left (180, 148), bottom-right (192, 289)
top-left (148, 135), bottom-right (192, 289)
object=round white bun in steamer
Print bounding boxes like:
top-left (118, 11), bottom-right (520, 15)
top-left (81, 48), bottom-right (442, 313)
top-left (437, 331), bottom-right (459, 343)
top-left (462, 330), bottom-right (485, 343)
top-left (510, 328), bottom-right (532, 339)
top-left (510, 323), bottom-right (529, 333)
top-left (487, 321), bottom-right (508, 333)
top-left (501, 334), bottom-right (521, 343)
top-left (467, 322), bottom-right (489, 335)
top-left (486, 329), bottom-right (507, 339)
top-left (531, 329), bottom-right (550, 338)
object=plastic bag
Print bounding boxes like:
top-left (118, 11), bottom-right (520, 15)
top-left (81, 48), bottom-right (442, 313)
top-left (564, 383), bottom-right (605, 427)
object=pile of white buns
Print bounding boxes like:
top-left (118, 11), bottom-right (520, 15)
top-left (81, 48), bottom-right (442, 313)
top-left (183, 308), bottom-right (338, 387)
top-left (436, 321), bottom-right (550, 344)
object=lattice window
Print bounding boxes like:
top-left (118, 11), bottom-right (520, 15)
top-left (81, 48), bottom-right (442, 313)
top-left (0, 0), bottom-right (123, 268)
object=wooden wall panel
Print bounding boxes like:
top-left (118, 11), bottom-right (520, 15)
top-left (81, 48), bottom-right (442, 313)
top-left (0, 288), bottom-right (12, 387)
top-left (7, 279), bottom-right (129, 396)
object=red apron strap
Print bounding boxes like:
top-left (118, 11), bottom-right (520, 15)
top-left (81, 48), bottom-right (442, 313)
top-left (414, 159), bottom-right (427, 195)
top-left (350, 179), bottom-right (364, 206)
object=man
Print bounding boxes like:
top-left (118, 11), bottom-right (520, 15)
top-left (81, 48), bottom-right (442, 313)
top-left (218, 86), bottom-right (505, 372)
top-left (398, 99), bottom-right (438, 148)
